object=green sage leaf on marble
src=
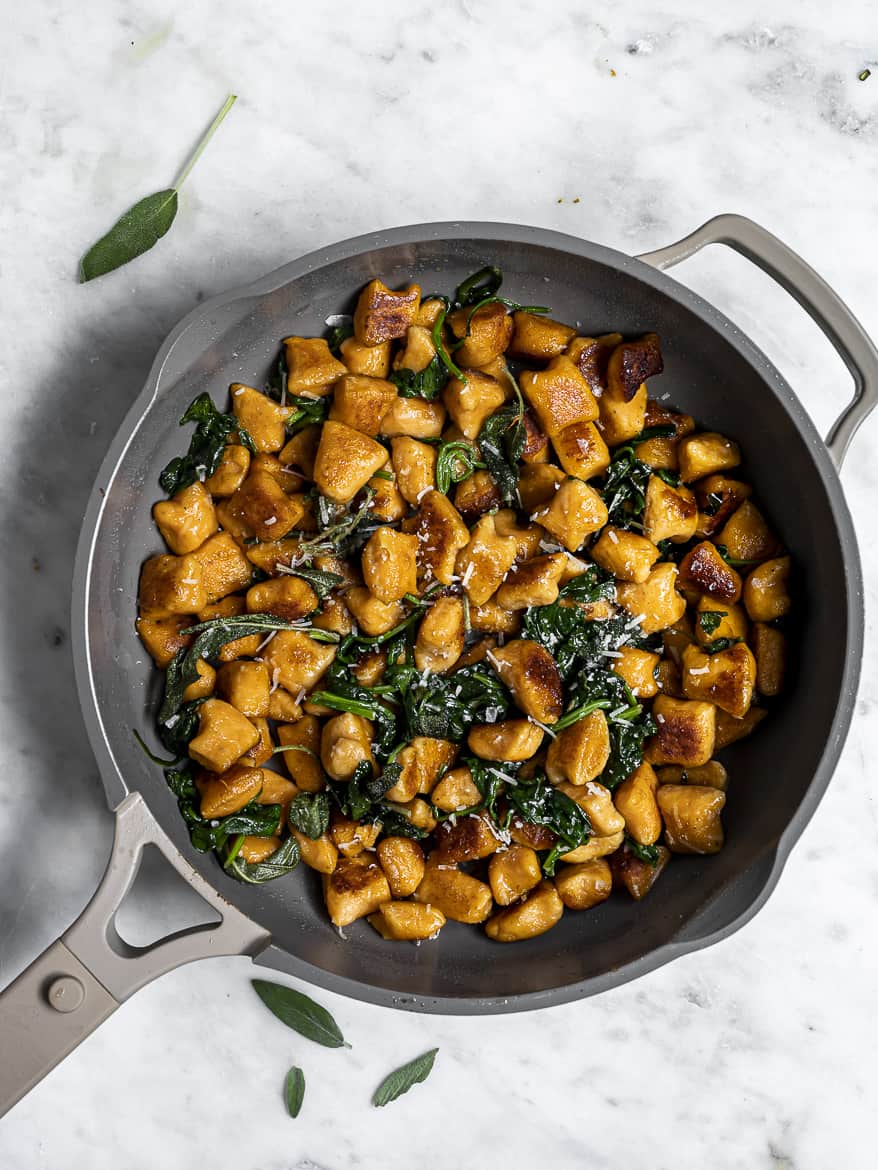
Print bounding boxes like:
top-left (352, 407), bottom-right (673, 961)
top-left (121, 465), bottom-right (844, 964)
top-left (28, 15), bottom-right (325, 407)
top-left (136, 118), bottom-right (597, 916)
top-left (79, 94), bottom-right (237, 282)
top-left (372, 1048), bottom-right (439, 1107)
top-left (285, 1066), bottom-right (306, 1118)
top-left (251, 979), bottom-right (350, 1049)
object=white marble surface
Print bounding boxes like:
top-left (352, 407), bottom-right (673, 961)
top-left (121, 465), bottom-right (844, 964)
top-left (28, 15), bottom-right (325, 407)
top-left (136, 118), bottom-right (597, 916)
top-left (2, 0), bottom-right (877, 1165)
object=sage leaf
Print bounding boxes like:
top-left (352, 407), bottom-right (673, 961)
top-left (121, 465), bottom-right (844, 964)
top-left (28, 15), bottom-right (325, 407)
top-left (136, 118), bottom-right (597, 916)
top-left (80, 189), bottom-right (178, 282)
top-left (372, 1048), bottom-right (439, 1108)
top-left (79, 94), bottom-right (236, 282)
top-left (287, 791), bottom-right (331, 840)
top-left (285, 1066), bottom-right (306, 1118)
top-left (251, 979), bottom-right (350, 1049)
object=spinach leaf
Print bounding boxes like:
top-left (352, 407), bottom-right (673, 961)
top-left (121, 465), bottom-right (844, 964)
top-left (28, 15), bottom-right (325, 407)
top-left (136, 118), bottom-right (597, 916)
top-left (159, 391), bottom-right (256, 496)
top-left (704, 491), bottom-right (724, 516)
top-left (372, 1048), bottom-right (439, 1108)
top-left (454, 266), bottom-right (503, 307)
top-left (703, 637), bottom-right (741, 654)
top-left (157, 698), bottom-right (207, 757)
top-left (389, 356), bottom-right (448, 401)
top-left (505, 776), bottom-right (592, 875)
top-left (79, 95), bottom-right (236, 281)
top-left (601, 706), bottom-right (657, 790)
top-left (430, 302), bottom-right (466, 381)
top-left (291, 488), bottom-right (376, 563)
top-left (251, 979), bottom-right (350, 1048)
top-left (698, 610), bottom-right (726, 638)
top-left (435, 439), bottom-right (484, 494)
top-left (372, 808), bottom-right (429, 840)
top-left (326, 321), bottom-right (354, 355)
top-left (286, 394), bottom-right (329, 434)
top-left (522, 605), bottom-right (649, 679)
top-left (310, 677), bottom-right (399, 760)
top-left (225, 836), bottom-right (301, 884)
top-left (288, 791), bottom-right (331, 839)
top-left (600, 443), bottom-right (652, 529)
top-left (285, 1066), bottom-right (306, 1118)
top-left (330, 760), bottom-right (405, 824)
top-left (557, 565), bottom-right (616, 604)
top-left (477, 398), bottom-right (526, 507)
top-left (404, 664), bottom-right (510, 741)
top-left (624, 837), bottom-right (660, 865)
top-left (630, 424), bottom-right (677, 443)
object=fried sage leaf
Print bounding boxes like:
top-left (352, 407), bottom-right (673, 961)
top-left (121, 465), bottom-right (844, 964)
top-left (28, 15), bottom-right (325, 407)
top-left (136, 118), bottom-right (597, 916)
top-left (80, 94), bottom-right (236, 281)
top-left (251, 980), bottom-right (350, 1049)
top-left (372, 1048), bottom-right (439, 1108)
top-left (285, 1066), bottom-right (306, 1118)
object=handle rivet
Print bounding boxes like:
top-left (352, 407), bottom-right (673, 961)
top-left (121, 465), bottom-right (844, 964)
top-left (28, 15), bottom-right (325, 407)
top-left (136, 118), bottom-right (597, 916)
top-left (47, 975), bottom-right (85, 1013)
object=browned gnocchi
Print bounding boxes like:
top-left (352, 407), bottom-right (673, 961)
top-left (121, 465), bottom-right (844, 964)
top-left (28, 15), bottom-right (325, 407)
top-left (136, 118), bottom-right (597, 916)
top-left (138, 264), bottom-right (791, 943)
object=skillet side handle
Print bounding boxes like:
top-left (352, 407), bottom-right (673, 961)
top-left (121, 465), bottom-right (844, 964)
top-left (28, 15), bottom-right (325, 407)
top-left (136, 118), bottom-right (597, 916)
top-left (637, 213), bottom-right (878, 468)
top-left (0, 792), bottom-right (269, 1118)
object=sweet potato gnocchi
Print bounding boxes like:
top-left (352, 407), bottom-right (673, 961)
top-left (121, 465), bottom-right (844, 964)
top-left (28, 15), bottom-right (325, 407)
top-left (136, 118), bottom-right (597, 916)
top-left (138, 265), bottom-right (791, 943)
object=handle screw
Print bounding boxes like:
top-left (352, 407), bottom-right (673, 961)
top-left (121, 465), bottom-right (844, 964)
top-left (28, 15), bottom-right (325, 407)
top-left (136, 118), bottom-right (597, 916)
top-left (47, 975), bottom-right (85, 1013)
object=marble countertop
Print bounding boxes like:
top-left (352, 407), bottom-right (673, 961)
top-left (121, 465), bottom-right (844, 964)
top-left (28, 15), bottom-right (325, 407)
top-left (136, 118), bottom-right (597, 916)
top-left (2, 1), bottom-right (877, 1166)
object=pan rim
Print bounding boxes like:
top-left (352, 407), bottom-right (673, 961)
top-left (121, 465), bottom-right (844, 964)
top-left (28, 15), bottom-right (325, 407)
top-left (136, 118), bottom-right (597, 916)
top-left (71, 219), bottom-right (864, 1013)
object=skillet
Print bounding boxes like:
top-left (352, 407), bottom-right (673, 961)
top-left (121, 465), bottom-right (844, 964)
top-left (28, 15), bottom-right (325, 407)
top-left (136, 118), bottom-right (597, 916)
top-left (1, 213), bottom-right (875, 1114)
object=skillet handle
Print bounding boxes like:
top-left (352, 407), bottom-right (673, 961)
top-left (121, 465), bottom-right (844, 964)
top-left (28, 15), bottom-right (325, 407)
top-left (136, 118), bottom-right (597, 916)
top-left (637, 213), bottom-right (878, 468)
top-left (0, 792), bottom-right (269, 1118)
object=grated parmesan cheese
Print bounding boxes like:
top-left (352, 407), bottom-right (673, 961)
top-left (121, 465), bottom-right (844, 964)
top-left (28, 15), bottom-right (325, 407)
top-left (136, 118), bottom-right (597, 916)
top-left (608, 529), bottom-right (619, 544)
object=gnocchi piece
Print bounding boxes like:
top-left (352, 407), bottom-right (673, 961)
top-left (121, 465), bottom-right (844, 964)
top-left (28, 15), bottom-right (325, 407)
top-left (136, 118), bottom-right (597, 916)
top-left (216, 661), bottom-right (271, 719)
top-left (488, 844), bottom-right (543, 906)
top-left (455, 514), bottom-right (520, 606)
top-left (495, 553), bottom-right (567, 611)
top-left (433, 812), bottom-right (501, 863)
top-left (153, 483), bottom-right (218, 555)
top-left (414, 596), bottom-right (466, 673)
top-left (518, 463), bottom-right (566, 512)
top-left (292, 828), bottom-right (338, 874)
top-left (403, 491), bottom-right (470, 585)
top-left (531, 477), bottom-right (608, 552)
top-left (339, 335), bottom-right (392, 379)
top-left (330, 815), bottom-right (381, 858)
top-left (645, 695), bottom-right (716, 767)
top-left (245, 576), bottom-right (318, 621)
top-left (693, 475), bottom-right (753, 539)
top-left (238, 836), bottom-right (281, 864)
top-left (230, 385), bottom-right (291, 452)
top-left (610, 844), bottom-right (671, 900)
top-left (368, 461), bottom-right (407, 523)
top-left (694, 598), bottom-right (748, 646)
top-left (752, 622), bottom-right (786, 696)
top-left (240, 717), bottom-right (275, 767)
top-left (393, 324), bottom-right (437, 373)
top-left (196, 764), bottom-right (264, 819)
top-left (714, 704), bottom-right (768, 749)
top-left (313, 420), bottom-right (388, 503)
top-left (509, 312), bottom-right (576, 361)
top-left (559, 830), bottom-right (625, 864)
top-left (485, 880), bottom-right (564, 942)
top-left (138, 553), bottom-right (206, 618)
top-left (555, 780), bottom-right (625, 836)
top-left (642, 476), bottom-right (698, 545)
top-left (376, 837), bottom-right (426, 897)
top-left (204, 444), bottom-right (251, 497)
top-left (328, 374), bottom-right (398, 434)
top-left (551, 420), bottom-right (612, 480)
top-left (379, 396), bottom-right (446, 439)
top-left (136, 614), bottom-right (192, 667)
top-left (368, 902), bottom-right (446, 941)
top-left (225, 469), bottom-right (305, 542)
top-left (277, 716), bottom-right (324, 790)
top-left (353, 279), bottom-right (421, 345)
top-left (613, 646), bottom-right (660, 699)
top-left (743, 556), bottom-right (792, 622)
top-left (519, 355), bottom-right (598, 435)
top-left (680, 642), bottom-right (757, 719)
top-left (591, 525), bottom-right (660, 583)
top-left (656, 760), bottom-right (728, 790)
top-left (414, 860), bottom-right (494, 923)
top-left (283, 336), bottom-right (347, 396)
top-left (454, 469), bottom-right (502, 521)
top-left (677, 541), bottom-right (742, 604)
top-left (566, 332), bottom-right (622, 394)
top-left (183, 658), bottom-right (215, 702)
top-left (612, 761), bottom-right (661, 845)
top-left (430, 765), bottom-right (483, 812)
top-left (444, 301), bottom-right (514, 367)
top-left (188, 699), bottom-right (260, 773)
top-left (488, 639), bottom-right (564, 724)
top-left (279, 426), bottom-right (320, 480)
top-left (323, 857), bottom-right (392, 926)
top-left (677, 431), bottom-right (741, 483)
top-left (545, 712), bottom-right (611, 786)
top-left (361, 527), bottom-right (419, 604)
top-left (321, 713), bottom-right (375, 781)
top-left (716, 500), bottom-right (779, 563)
top-left (263, 630), bottom-right (337, 693)
top-left (554, 859), bottom-right (612, 910)
top-left (657, 784), bottom-right (726, 854)
top-left (384, 737), bottom-right (457, 802)
top-left (616, 563), bottom-right (687, 634)
top-left (343, 586), bottom-right (404, 636)
top-left (467, 719), bottom-right (545, 762)
top-left (443, 369), bottom-right (508, 438)
top-left (391, 437), bottom-right (437, 505)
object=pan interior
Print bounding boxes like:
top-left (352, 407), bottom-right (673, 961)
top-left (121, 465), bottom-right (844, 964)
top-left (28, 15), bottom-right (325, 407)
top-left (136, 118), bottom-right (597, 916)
top-left (81, 231), bottom-right (853, 1007)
